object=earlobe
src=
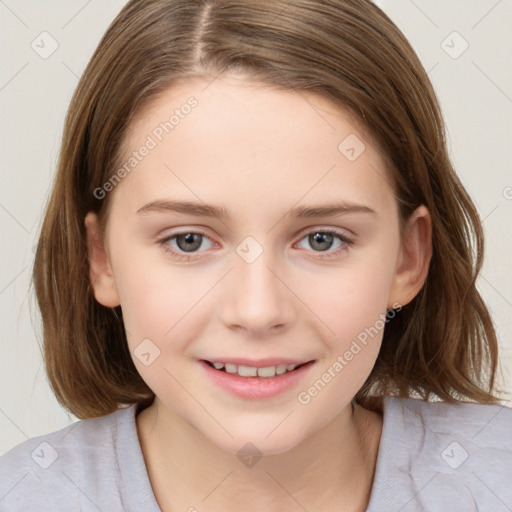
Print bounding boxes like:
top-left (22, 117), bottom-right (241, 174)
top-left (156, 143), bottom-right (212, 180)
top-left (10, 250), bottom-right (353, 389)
top-left (388, 205), bottom-right (432, 308)
top-left (84, 212), bottom-right (120, 308)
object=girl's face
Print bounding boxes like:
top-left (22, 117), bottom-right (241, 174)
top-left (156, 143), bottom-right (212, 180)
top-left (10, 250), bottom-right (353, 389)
top-left (86, 74), bottom-right (429, 455)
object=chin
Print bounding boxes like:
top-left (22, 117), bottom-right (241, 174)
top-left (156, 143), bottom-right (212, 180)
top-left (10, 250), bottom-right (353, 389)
top-left (204, 425), bottom-right (308, 460)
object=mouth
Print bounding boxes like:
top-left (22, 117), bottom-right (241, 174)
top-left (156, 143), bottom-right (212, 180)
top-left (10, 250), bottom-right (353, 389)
top-left (199, 358), bottom-right (317, 400)
top-left (201, 359), bottom-right (315, 378)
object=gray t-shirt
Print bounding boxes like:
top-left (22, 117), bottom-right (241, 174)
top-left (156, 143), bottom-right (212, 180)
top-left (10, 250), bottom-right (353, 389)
top-left (0, 397), bottom-right (511, 511)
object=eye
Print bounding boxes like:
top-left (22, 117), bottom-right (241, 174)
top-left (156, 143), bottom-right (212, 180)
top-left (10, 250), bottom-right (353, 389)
top-left (295, 229), bottom-right (353, 258)
top-left (159, 231), bottom-right (215, 260)
top-left (158, 228), bottom-right (354, 262)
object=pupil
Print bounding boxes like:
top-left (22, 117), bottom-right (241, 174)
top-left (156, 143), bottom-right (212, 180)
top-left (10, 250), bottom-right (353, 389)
top-left (310, 232), bottom-right (333, 251)
top-left (177, 233), bottom-right (202, 252)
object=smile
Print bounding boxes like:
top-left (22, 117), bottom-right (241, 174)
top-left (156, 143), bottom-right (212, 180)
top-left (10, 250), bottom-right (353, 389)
top-left (204, 360), bottom-right (309, 378)
top-left (199, 359), bottom-right (316, 400)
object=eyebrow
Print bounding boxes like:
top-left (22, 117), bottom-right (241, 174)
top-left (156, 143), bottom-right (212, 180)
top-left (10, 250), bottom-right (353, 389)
top-left (136, 199), bottom-right (377, 220)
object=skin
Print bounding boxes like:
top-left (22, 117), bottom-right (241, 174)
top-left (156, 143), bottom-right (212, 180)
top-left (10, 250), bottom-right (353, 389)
top-left (85, 74), bottom-right (431, 512)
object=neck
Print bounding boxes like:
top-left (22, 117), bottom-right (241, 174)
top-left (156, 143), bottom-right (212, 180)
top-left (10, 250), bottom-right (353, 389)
top-left (136, 398), bottom-right (382, 512)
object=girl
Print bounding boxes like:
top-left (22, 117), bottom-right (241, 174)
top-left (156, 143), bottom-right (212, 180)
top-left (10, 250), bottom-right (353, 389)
top-left (1, 1), bottom-right (510, 511)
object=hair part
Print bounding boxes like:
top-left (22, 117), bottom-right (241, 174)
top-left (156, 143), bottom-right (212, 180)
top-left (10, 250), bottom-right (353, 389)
top-left (33, 0), bottom-right (500, 419)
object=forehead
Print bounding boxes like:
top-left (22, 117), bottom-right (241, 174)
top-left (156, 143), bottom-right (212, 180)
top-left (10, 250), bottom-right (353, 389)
top-left (113, 75), bottom-right (395, 218)
top-left (126, 74), bottom-right (374, 157)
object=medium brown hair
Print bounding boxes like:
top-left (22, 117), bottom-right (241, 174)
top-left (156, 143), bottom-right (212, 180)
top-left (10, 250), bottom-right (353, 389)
top-left (33, 0), bottom-right (501, 419)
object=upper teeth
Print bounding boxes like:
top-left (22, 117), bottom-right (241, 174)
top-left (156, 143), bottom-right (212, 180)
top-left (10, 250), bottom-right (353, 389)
top-left (211, 362), bottom-right (299, 378)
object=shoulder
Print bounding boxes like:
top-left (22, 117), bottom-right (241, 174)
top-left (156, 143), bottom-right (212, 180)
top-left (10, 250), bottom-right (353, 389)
top-left (0, 406), bottom-right (154, 512)
top-left (367, 397), bottom-right (512, 512)
top-left (388, 395), bottom-right (512, 440)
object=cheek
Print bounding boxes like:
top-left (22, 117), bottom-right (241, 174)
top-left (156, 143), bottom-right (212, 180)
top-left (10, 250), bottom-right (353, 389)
top-left (299, 242), bottom-right (398, 395)
top-left (109, 244), bottom-right (179, 339)
top-left (293, 263), bottom-right (394, 417)
top-left (309, 254), bottom-right (397, 339)
top-left (112, 258), bottom-right (209, 394)
top-left (111, 245), bottom-right (218, 356)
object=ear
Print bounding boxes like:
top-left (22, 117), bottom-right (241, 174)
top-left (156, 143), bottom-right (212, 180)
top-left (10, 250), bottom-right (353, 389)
top-left (387, 205), bottom-right (432, 308)
top-left (84, 212), bottom-right (120, 307)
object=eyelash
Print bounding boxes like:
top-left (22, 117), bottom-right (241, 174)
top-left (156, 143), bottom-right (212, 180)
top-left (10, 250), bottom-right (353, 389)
top-left (158, 229), bottom-right (354, 261)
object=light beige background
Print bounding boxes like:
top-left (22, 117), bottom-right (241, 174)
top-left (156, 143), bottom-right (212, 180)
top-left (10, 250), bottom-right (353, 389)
top-left (1, 0), bottom-right (511, 454)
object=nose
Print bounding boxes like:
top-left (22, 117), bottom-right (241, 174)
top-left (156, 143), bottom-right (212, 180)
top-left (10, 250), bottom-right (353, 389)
top-left (220, 247), bottom-right (297, 337)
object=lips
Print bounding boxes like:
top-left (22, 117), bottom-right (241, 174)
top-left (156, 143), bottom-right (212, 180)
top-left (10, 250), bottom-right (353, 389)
top-left (199, 358), bottom-right (316, 399)
top-left (202, 357), bottom-right (312, 367)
